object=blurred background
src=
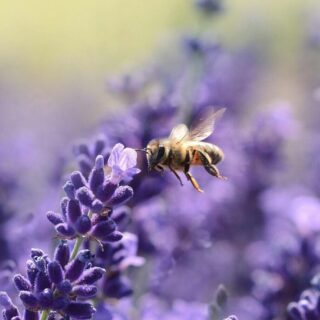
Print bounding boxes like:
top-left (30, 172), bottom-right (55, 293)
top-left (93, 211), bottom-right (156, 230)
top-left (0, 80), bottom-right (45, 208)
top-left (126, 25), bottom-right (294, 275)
top-left (0, 0), bottom-right (316, 209)
top-left (1, 1), bottom-right (320, 319)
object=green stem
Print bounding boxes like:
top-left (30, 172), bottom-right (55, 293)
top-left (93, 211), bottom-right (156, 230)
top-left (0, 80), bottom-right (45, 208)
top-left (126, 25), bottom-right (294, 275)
top-left (70, 236), bottom-right (84, 261)
top-left (40, 310), bottom-right (49, 320)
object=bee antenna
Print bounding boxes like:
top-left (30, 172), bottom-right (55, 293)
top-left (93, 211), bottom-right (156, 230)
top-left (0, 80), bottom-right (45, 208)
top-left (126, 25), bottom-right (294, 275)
top-left (134, 148), bottom-right (147, 153)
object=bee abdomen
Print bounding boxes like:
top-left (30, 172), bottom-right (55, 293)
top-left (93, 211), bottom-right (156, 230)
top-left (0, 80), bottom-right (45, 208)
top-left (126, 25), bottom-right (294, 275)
top-left (210, 146), bottom-right (224, 164)
top-left (191, 144), bottom-right (223, 165)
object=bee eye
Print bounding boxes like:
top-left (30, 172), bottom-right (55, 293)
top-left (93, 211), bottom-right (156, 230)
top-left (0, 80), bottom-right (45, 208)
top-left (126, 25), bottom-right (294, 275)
top-left (155, 146), bottom-right (165, 162)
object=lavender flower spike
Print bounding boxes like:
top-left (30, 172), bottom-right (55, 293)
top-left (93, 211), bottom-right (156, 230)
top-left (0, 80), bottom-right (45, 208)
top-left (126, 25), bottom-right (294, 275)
top-left (107, 143), bottom-right (140, 184)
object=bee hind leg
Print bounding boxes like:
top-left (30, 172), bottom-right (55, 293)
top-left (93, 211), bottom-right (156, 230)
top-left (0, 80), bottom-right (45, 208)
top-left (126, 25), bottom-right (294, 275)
top-left (185, 172), bottom-right (204, 193)
top-left (169, 165), bottom-right (183, 186)
top-left (184, 150), bottom-right (204, 193)
top-left (155, 165), bottom-right (165, 175)
top-left (198, 152), bottom-right (227, 180)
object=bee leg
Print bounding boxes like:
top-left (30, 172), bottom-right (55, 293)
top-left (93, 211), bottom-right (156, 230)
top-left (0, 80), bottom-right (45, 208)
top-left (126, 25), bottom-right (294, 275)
top-left (198, 152), bottom-right (227, 180)
top-left (155, 165), bottom-right (164, 172)
top-left (155, 165), bottom-right (165, 176)
top-left (168, 165), bottom-right (184, 186)
top-left (185, 172), bottom-right (204, 193)
top-left (183, 150), bottom-right (204, 193)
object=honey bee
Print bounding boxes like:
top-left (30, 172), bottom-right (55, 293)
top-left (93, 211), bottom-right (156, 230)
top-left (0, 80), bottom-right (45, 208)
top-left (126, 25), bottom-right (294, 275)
top-left (145, 107), bottom-right (226, 192)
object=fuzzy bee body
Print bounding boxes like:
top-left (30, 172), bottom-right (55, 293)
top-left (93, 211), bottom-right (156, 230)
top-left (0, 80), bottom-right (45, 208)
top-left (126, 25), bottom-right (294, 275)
top-left (145, 108), bottom-right (226, 192)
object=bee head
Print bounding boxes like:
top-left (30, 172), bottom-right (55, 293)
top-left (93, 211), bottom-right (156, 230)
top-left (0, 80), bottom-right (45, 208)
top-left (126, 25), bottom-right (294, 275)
top-left (145, 139), bottom-right (164, 171)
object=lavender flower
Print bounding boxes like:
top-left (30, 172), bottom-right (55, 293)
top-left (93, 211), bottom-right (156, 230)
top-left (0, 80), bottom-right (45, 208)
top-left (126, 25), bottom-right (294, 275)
top-left (73, 136), bottom-right (110, 178)
top-left (95, 232), bottom-right (144, 299)
top-left (107, 143), bottom-right (141, 185)
top-left (1, 248), bottom-right (105, 320)
top-left (48, 147), bottom-right (140, 245)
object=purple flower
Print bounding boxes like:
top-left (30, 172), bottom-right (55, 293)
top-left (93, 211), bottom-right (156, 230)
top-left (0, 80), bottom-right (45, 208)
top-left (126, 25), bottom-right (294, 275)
top-left (1, 248), bottom-right (105, 320)
top-left (107, 143), bottom-right (141, 184)
top-left (93, 232), bottom-right (144, 300)
top-left (73, 135), bottom-right (110, 178)
top-left (48, 148), bottom-right (140, 243)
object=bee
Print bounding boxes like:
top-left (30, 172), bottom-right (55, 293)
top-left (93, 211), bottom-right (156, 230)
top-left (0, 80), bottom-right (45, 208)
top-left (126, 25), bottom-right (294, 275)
top-left (145, 107), bottom-right (226, 192)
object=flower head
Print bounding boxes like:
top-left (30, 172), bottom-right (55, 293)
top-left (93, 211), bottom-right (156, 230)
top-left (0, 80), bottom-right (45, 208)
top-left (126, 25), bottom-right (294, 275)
top-left (0, 247), bottom-right (105, 320)
top-left (107, 143), bottom-right (141, 185)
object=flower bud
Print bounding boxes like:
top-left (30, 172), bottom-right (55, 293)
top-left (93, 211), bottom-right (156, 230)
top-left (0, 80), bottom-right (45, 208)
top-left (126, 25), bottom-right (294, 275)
top-left (76, 267), bottom-right (105, 285)
top-left (76, 187), bottom-right (94, 207)
top-left (46, 211), bottom-right (64, 226)
top-left (38, 289), bottom-right (53, 309)
top-left (54, 241), bottom-right (70, 268)
top-left (65, 250), bottom-right (91, 282)
top-left (23, 310), bottom-right (38, 320)
top-left (70, 172), bottom-right (87, 190)
top-left (13, 275), bottom-right (31, 291)
top-left (108, 186), bottom-right (133, 206)
top-left (34, 272), bottom-right (51, 293)
top-left (91, 220), bottom-right (116, 239)
top-left (72, 285), bottom-right (97, 298)
top-left (101, 231), bottom-right (123, 243)
top-left (19, 291), bottom-right (38, 309)
top-left (55, 223), bottom-right (76, 238)
top-left (75, 215), bottom-right (92, 235)
top-left (56, 280), bottom-right (72, 295)
top-left (48, 261), bottom-right (63, 284)
top-left (64, 302), bottom-right (96, 319)
top-left (66, 199), bottom-right (82, 225)
top-left (63, 181), bottom-right (75, 199)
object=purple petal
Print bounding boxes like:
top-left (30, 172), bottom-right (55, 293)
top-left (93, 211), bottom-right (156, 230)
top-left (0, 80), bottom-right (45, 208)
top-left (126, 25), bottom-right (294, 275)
top-left (107, 143), bottom-right (124, 167)
top-left (110, 165), bottom-right (124, 184)
top-left (118, 148), bottom-right (137, 170)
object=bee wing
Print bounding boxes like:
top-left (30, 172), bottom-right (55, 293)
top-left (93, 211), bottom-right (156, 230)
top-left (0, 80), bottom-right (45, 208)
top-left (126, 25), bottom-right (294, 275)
top-left (169, 123), bottom-right (190, 142)
top-left (188, 107), bottom-right (226, 141)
